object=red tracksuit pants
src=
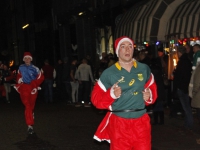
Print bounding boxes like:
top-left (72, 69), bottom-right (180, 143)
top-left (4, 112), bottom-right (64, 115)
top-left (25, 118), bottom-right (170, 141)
top-left (19, 84), bottom-right (38, 126)
top-left (108, 113), bottom-right (151, 150)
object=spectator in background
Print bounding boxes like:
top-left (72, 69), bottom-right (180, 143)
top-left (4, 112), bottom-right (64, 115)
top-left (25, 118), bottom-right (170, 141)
top-left (191, 55), bottom-right (200, 124)
top-left (0, 61), bottom-right (4, 69)
top-left (107, 53), bottom-right (116, 67)
top-left (157, 48), bottom-right (170, 108)
top-left (1, 63), bottom-right (15, 103)
top-left (139, 50), bottom-right (151, 66)
top-left (157, 48), bottom-right (168, 90)
top-left (139, 50), bottom-right (153, 114)
top-left (192, 44), bottom-right (200, 70)
top-left (41, 59), bottom-right (56, 103)
top-left (62, 57), bottom-right (72, 103)
top-left (85, 54), bottom-right (94, 76)
top-left (75, 58), bottom-right (94, 107)
top-left (150, 58), bottom-right (165, 125)
top-left (0, 79), bottom-right (6, 103)
top-left (94, 53), bottom-right (100, 79)
top-left (173, 46), bottom-right (193, 131)
top-left (0, 61), bottom-right (4, 77)
top-left (189, 44), bottom-right (200, 98)
top-left (14, 52), bottom-right (44, 134)
top-left (99, 52), bottom-right (108, 71)
top-left (190, 44), bottom-right (200, 124)
top-left (55, 59), bottom-right (63, 94)
top-left (157, 48), bottom-right (167, 76)
top-left (70, 58), bottom-right (79, 104)
top-left (185, 44), bottom-right (193, 62)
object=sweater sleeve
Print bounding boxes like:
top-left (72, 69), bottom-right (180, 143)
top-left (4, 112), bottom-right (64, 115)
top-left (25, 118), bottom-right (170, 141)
top-left (144, 73), bottom-right (157, 106)
top-left (16, 70), bottom-right (23, 84)
top-left (91, 80), bottom-right (115, 109)
top-left (30, 70), bottom-right (44, 89)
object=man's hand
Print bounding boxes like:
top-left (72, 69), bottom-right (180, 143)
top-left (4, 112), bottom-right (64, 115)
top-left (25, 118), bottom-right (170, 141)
top-left (113, 82), bottom-right (121, 98)
top-left (142, 88), bottom-right (150, 102)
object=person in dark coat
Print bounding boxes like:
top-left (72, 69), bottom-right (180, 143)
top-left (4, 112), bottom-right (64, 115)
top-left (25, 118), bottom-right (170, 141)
top-left (55, 59), bottom-right (63, 92)
top-left (1, 63), bottom-right (15, 103)
top-left (173, 46), bottom-right (193, 130)
top-left (62, 57), bottom-right (72, 103)
top-left (150, 57), bottom-right (165, 125)
top-left (41, 59), bottom-right (56, 103)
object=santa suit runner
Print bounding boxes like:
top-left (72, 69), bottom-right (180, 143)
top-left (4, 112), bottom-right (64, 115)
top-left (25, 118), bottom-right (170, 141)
top-left (91, 61), bottom-right (157, 145)
top-left (14, 64), bottom-right (44, 125)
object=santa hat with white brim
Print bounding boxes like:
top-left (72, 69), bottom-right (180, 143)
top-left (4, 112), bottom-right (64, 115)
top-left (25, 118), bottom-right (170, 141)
top-left (114, 36), bottom-right (134, 57)
top-left (23, 52), bottom-right (33, 61)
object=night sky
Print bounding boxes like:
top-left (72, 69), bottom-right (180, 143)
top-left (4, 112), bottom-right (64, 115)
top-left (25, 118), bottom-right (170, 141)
top-left (0, 0), bottom-right (8, 50)
top-left (0, 0), bottom-right (143, 55)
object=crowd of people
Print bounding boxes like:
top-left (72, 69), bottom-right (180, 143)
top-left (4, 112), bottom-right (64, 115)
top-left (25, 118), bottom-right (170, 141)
top-left (91, 36), bottom-right (157, 149)
top-left (90, 37), bottom-right (200, 149)
top-left (52, 56), bottom-right (95, 107)
top-left (126, 43), bottom-right (200, 129)
top-left (0, 61), bottom-right (15, 104)
top-left (166, 44), bottom-right (200, 133)
top-left (0, 38), bottom-right (200, 146)
top-left (41, 52), bottom-right (118, 107)
top-left (0, 52), bottom-right (116, 107)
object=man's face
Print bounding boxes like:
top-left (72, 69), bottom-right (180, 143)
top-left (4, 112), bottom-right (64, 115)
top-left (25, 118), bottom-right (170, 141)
top-left (24, 57), bottom-right (32, 65)
top-left (3, 65), bottom-right (8, 70)
top-left (118, 41), bottom-right (134, 62)
top-left (58, 60), bottom-right (62, 64)
top-left (177, 51), bottom-right (182, 58)
top-left (193, 46), bottom-right (199, 53)
top-left (185, 45), bottom-right (190, 53)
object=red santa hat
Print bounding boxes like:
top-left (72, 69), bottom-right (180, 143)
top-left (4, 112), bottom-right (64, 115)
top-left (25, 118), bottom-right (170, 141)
top-left (23, 52), bottom-right (33, 61)
top-left (114, 36), bottom-right (134, 57)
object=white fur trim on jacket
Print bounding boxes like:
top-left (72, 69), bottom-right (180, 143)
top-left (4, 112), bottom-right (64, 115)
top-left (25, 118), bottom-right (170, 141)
top-left (144, 73), bottom-right (154, 104)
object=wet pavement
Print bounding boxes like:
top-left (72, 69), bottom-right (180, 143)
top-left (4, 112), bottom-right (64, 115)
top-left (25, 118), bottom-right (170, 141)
top-left (1, 90), bottom-right (200, 150)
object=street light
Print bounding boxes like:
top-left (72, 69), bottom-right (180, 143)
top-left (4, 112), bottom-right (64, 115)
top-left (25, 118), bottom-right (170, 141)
top-left (22, 24), bottom-right (29, 29)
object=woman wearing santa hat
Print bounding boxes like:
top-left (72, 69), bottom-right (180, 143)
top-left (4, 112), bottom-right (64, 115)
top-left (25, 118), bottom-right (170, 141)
top-left (91, 36), bottom-right (157, 150)
top-left (14, 52), bottom-right (44, 134)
